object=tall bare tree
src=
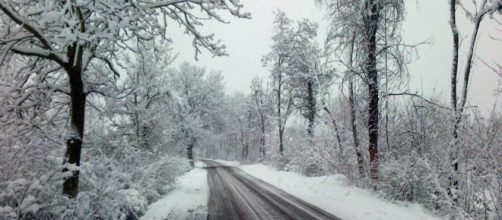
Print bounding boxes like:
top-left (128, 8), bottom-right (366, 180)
top-left (263, 11), bottom-right (295, 156)
top-left (448, 0), bottom-right (502, 195)
top-left (321, 0), bottom-right (405, 180)
top-left (347, 32), bottom-right (365, 178)
top-left (249, 78), bottom-right (271, 160)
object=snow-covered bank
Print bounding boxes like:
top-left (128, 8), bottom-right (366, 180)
top-left (240, 164), bottom-right (443, 220)
top-left (141, 161), bottom-right (209, 220)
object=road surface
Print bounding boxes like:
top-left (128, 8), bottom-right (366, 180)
top-left (203, 160), bottom-right (341, 220)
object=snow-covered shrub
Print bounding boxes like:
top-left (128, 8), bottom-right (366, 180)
top-left (0, 174), bottom-right (63, 220)
top-left (131, 155), bottom-right (191, 203)
top-left (277, 125), bottom-right (335, 177)
top-left (74, 152), bottom-right (144, 219)
top-left (376, 104), bottom-right (502, 219)
top-left (380, 156), bottom-right (436, 203)
top-left (0, 54), bottom-right (193, 220)
top-left (74, 114), bottom-right (191, 219)
top-left (239, 93), bottom-right (501, 219)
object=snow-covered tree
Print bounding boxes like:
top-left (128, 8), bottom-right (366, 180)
top-left (284, 19), bottom-right (322, 140)
top-left (106, 40), bottom-right (175, 154)
top-left (263, 11), bottom-right (326, 155)
top-left (263, 11), bottom-right (294, 156)
top-left (0, 0), bottom-right (249, 197)
top-left (167, 62), bottom-right (225, 167)
top-left (248, 77), bottom-right (272, 160)
top-left (448, 0), bottom-right (502, 197)
top-left (224, 92), bottom-right (254, 160)
top-left (321, 0), bottom-right (406, 180)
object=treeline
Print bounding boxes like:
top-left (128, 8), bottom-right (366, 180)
top-left (211, 2), bottom-right (502, 219)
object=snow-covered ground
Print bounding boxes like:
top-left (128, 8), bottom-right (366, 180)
top-left (140, 161), bottom-right (209, 220)
top-left (240, 163), bottom-right (444, 220)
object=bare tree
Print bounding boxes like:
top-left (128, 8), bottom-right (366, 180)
top-left (448, 0), bottom-right (502, 195)
top-left (321, 0), bottom-right (405, 180)
top-left (249, 78), bottom-right (271, 160)
top-left (347, 32), bottom-right (365, 178)
top-left (263, 11), bottom-right (295, 156)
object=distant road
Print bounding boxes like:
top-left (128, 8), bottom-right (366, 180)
top-left (202, 160), bottom-right (341, 220)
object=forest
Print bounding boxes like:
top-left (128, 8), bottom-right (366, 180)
top-left (0, 0), bottom-right (501, 219)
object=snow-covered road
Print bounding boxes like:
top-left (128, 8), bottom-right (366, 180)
top-left (141, 160), bottom-right (442, 220)
top-left (203, 160), bottom-right (340, 220)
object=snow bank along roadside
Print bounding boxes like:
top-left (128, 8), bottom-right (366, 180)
top-left (140, 161), bottom-right (209, 220)
top-left (240, 164), bottom-right (444, 220)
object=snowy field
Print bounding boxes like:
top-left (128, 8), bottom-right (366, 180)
top-left (239, 163), bottom-right (444, 220)
top-left (140, 161), bottom-right (209, 220)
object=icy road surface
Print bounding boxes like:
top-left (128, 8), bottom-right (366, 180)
top-left (203, 160), bottom-right (341, 220)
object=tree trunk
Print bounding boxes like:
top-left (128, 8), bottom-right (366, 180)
top-left (306, 80), bottom-right (315, 139)
top-left (63, 67), bottom-right (85, 198)
top-left (449, 0), bottom-right (459, 115)
top-left (279, 126), bottom-right (284, 155)
top-left (187, 142), bottom-right (194, 167)
top-left (277, 65), bottom-right (284, 156)
top-left (349, 78), bottom-right (365, 178)
top-left (323, 107), bottom-right (343, 154)
top-left (240, 121), bottom-right (249, 160)
top-left (260, 134), bottom-right (266, 160)
top-left (347, 32), bottom-right (365, 178)
top-left (367, 43), bottom-right (379, 181)
top-left (242, 143), bottom-right (249, 160)
top-left (448, 0), bottom-right (461, 198)
top-left (448, 0), bottom-right (485, 196)
top-left (259, 113), bottom-right (266, 160)
top-left (364, 0), bottom-right (380, 181)
top-left (255, 84), bottom-right (267, 161)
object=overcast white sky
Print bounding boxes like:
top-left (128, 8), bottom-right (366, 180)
top-left (168, 0), bottom-right (502, 114)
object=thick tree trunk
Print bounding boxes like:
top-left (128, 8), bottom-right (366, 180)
top-left (63, 67), bottom-right (85, 198)
top-left (364, 0), bottom-right (380, 181)
top-left (306, 80), bottom-right (315, 139)
top-left (368, 82), bottom-right (379, 181)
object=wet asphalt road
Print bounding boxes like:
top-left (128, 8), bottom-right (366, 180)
top-left (202, 160), bottom-right (341, 220)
